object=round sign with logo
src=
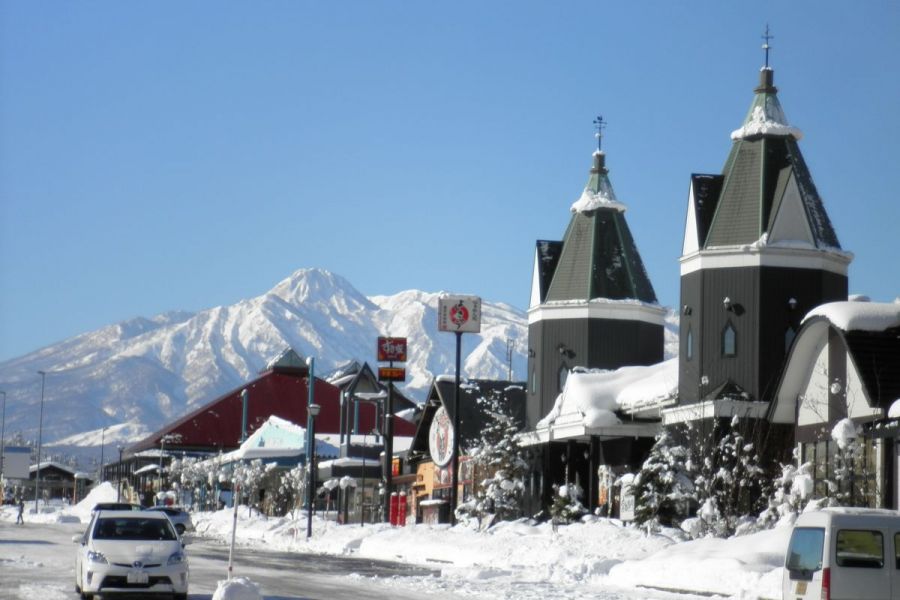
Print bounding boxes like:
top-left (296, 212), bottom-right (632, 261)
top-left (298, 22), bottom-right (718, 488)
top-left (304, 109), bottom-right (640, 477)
top-left (428, 406), bottom-right (454, 467)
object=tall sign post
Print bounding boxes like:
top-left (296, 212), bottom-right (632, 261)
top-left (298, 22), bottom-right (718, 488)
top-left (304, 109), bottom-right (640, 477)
top-left (377, 336), bottom-right (407, 524)
top-left (437, 294), bottom-right (481, 526)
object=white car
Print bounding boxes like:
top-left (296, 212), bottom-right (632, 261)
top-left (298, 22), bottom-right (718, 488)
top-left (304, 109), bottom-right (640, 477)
top-left (73, 510), bottom-right (189, 599)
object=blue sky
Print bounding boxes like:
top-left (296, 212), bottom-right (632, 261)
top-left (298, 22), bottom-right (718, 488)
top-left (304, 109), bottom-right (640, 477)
top-left (1, 1), bottom-right (898, 362)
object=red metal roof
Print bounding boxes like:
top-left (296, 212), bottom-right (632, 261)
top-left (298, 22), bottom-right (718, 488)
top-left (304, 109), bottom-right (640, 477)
top-left (128, 367), bottom-right (416, 454)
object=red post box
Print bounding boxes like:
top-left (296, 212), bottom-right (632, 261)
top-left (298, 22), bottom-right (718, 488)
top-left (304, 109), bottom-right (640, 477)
top-left (389, 492), bottom-right (399, 526)
top-left (398, 492), bottom-right (407, 526)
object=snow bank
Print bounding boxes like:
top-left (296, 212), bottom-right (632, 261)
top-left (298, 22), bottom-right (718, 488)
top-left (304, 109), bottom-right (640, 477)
top-left (0, 485), bottom-right (792, 600)
top-left (606, 524), bottom-right (792, 597)
top-left (213, 577), bottom-right (261, 600)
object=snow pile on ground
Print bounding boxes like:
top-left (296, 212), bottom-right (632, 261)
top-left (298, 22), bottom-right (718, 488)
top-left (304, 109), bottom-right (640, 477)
top-left (189, 506), bottom-right (788, 598)
top-left (606, 524), bottom-right (790, 598)
top-left (0, 486), bottom-right (791, 599)
top-left (212, 577), bottom-right (261, 600)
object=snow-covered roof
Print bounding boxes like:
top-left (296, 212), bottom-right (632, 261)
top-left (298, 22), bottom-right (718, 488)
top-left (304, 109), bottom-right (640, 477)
top-left (29, 460), bottom-right (79, 475)
top-left (537, 358), bottom-right (678, 429)
top-left (571, 183), bottom-right (627, 214)
top-left (803, 300), bottom-right (900, 332)
top-left (730, 89), bottom-right (803, 141)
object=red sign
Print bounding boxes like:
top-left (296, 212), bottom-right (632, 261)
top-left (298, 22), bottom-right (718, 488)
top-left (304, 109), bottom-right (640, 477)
top-left (378, 367), bottom-right (406, 382)
top-left (377, 337), bottom-right (407, 362)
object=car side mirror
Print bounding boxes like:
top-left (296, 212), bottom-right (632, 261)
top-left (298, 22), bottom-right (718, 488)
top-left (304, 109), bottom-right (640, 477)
top-left (71, 534), bottom-right (84, 544)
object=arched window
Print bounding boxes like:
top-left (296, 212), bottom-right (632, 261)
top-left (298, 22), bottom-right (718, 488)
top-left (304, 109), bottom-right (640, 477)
top-left (686, 327), bottom-right (694, 361)
top-left (722, 322), bottom-right (737, 357)
top-left (785, 326), bottom-right (797, 353)
top-left (558, 365), bottom-right (569, 392)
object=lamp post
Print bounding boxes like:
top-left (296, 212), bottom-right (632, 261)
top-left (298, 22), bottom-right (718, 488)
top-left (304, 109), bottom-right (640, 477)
top-left (304, 357), bottom-right (315, 510)
top-left (306, 403), bottom-right (321, 539)
top-left (99, 426), bottom-right (106, 481)
top-left (34, 371), bottom-right (46, 514)
top-left (116, 446), bottom-right (124, 502)
top-left (0, 390), bottom-right (6, 481)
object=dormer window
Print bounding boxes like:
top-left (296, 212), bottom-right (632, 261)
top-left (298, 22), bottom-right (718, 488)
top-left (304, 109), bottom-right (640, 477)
top-left (722, 322), bottom-right (737, 357)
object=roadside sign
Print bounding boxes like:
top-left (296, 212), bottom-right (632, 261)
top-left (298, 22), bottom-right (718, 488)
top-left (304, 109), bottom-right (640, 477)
top-left (377, 337), bottom-right (407, 362)
top-left (438, 295), bottom-right (482, 333)
top-left (378, 367), bottom-right (406, 382)
top-left (0, 446), bottom-right (31, 479)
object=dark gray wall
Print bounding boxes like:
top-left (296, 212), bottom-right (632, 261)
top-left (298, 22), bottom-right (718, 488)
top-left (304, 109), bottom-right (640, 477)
top-left (527, 317), bottom-right (663, 428)
top-left (679, 264), bottom-right (847, 404)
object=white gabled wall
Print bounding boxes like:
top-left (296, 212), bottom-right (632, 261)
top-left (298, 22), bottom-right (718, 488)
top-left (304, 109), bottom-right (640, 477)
top-left (682, 184), bottom-right (699, 256)
top-left (529, 250), bottom-right (542, 309)
top-left (798, 339), bottom-right (830, 427)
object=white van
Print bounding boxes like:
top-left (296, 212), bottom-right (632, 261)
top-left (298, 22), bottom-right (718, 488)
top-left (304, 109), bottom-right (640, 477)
top-left (783, 508), bottom-right (900, 600)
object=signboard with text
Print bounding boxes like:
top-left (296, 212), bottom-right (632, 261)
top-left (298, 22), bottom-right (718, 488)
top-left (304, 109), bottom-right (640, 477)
top-left (437, 295), bottom-right (482, 333)
top-left (377, 337), bottom-right (407, 362)
top-left (378, 367), bottom-right (406, 382)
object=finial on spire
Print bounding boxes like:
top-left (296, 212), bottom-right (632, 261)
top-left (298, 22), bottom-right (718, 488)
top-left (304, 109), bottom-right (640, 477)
top-left (593, 115), bottom-right (606, 152)
top-left (761, 24), bottom-right (774, 68)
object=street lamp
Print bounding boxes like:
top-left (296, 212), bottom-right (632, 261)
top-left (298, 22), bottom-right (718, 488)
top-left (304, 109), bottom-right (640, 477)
top-left (116, 446), bottom-right (125, 502)
top-left (99, 426), bottom-right (106, 481)
top-left (0, 390), bottom-right (7, 481)
top-left (306, 403), bottom-right (321, 539)
top-left (157, 433), bottom-right (177, 505)
top-left (34, 371), bottom-right (46, 514)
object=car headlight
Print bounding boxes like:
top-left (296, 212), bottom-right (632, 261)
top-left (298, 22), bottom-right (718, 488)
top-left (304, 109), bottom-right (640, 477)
top-left (86, 550), bottom-right (108, 564)
top-left (167, 551), bottom-right (187, 566)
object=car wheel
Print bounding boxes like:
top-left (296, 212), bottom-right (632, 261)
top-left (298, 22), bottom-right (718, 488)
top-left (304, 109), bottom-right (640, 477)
top-left (176, 523), bottom-right (186, 535)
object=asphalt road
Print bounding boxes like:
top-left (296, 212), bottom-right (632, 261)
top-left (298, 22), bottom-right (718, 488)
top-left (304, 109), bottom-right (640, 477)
top-left (0, 520), bottom-right (454, 600)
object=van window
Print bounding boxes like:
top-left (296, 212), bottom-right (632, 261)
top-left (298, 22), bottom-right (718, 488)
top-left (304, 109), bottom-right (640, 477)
top-left (786, 527), bottom-right (825, 573)
top-left (836, 529), bottom-right (883, 568)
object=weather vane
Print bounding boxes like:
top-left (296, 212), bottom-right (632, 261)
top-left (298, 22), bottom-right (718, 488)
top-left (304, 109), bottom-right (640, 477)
top-left (762, 24), bottom-right (774, 68)
top-left (593, 115), bottom-right (606, 152)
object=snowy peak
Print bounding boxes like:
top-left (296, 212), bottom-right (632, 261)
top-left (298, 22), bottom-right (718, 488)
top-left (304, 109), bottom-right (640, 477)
top-left (0, 269), bottom-right (529, 449)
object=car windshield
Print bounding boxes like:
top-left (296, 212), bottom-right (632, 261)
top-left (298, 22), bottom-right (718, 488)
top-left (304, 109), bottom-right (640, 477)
top-left (93, 517), bottom-right (177, 541)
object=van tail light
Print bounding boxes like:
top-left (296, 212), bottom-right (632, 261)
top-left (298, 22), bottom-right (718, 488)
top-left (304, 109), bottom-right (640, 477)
top-left (820, 567), bottom-right (830, 600)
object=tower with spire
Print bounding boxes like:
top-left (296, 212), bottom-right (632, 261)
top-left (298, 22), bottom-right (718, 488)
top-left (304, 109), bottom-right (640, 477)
top-left (675, 36), bottom-right (851, 419)
top-left (526, 119), bottom-right (665, 427)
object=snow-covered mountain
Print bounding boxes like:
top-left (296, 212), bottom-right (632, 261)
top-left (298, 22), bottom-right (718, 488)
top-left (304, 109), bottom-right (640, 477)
top-left (0, 269), bottom-right (529, 450)
top-left (0, 268), bottom-right (678, 457)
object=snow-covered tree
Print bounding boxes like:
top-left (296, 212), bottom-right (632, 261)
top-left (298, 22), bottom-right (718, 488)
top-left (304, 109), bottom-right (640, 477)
top-left (633, 428), bottom-right (692, 531)
top-left (549, 481), bottom-right (587, 525)
top-left (232, 459), bottom-right (276, 516)
top-left (675, 416), bottom-right (769, 538)
top-left (827, 418), bottom-right (877, 507)
top-left (277, 464), bottom-right (306, 519)
top-left (756, 449), bottom-right (815, 529)
top-left (455, 387), bottom-right (530, 528)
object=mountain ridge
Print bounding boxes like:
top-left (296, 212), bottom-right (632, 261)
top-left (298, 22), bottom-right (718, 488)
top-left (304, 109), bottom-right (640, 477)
top-left (0, 269), bottom-right (530, 450)
top-left (0, 268), bottom-right (677, 459)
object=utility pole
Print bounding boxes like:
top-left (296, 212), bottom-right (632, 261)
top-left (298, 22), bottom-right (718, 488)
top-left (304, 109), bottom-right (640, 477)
top-left (34, 371), bottom-right (46, 514)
